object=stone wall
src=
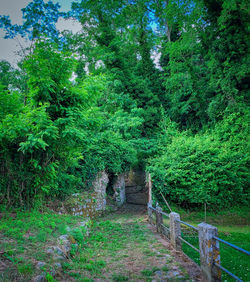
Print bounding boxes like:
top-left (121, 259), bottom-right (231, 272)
top-left (125, 169), bottom-right (148, 205)
top-left (113, 174), bottom-right (126, 206)
top-left (56, 169), bottom-right (149, 215)
top-left (57, 171), bottom-right (109, 217)
top-left (92, 171), bottom-right (109, 211)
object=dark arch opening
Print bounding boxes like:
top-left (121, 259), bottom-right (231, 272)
top-left (106, 172), bottom-right (116, 197)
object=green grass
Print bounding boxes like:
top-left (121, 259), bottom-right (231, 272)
top-left (111, 273), bottom-right (129, 281)
top-left (141, 269), bottom-right (154, 277)
top-left (63, 216), bottom-right (149, 279)
top-left (170, 204), bottom-right (250, 227)
top-left (17, 263), bottom-right (33, 275)
top-left (0, 205), bottom-right (204, 281)
top-left (162, 265), bottom-right (169, 272)
top-left (0, 209), bottom-right (83, 280)
top-left (181, 231), bottom-right (250, 281)
top-left (141, 266), bottom-right (160, 277)
top-left (2, 204), bottom-right (247, 281)
top-left (61, 211), bottom-right (188, 281)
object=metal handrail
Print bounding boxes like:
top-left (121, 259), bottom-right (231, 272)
top-left (160, 223), bottom-right (169, 230)
top-left (213, 236), bottom-right (250, 256)
top-left (149, 203), bottom-right (249, 281)
top-left (148, 205), bottom-right (169, 217)
top-left (178, 236), bottom-right (199, 253)
top-left (177, 219), bottom-right (198, 231)
top-left (214, 262), bottom-right (243, 282)
top-left (161, 211), bottom-right (170, 217)
top-left (149, 206), bottom-right (157, 212)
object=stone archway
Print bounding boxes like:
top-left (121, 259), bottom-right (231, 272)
top-left (91, 169), bottom-right (149, 209)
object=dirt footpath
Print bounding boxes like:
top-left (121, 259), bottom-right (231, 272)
top-left (66, 204), bottom-right (202, 281)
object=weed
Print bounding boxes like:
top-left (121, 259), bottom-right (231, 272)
top-left (70, 243), bottom-right (78, 257)
top-left (112, 273), bottom-right (129, 281)
top-left (79, 260), bottom-right (106, 275)
top-left (156, 254), bottom-right (165, 257)
top-left (141, 269), bottom-right (154, 277)
top-left (152, 266), bottom-right (160, 272)
top-left (143, 249), bottom-right (155, 256)
top-left (162, 265), bottom-right (169, 272)
top-left (36, 230), bottom-right (47, 242)
top-left (68, 271), bottom-right (81, 278)
top-left (17, 263), bottom-right (33, 275)
top-left (45, 272), bottom-right (54, 282)
top-left (70, 227), bottom-right (87, 245)
top-left (79, 277), bottom-right (93, 282)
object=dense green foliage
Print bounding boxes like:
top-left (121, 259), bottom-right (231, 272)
top-left (0, 41), bottom-right (139, 207)
top-left (0, 0), bottom-right (249, 208)
top-left (148, 113), bottom-right (249, 207)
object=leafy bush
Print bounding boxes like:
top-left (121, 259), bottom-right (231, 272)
top-left (148, 112), bottom-right (249, 208)
top-left (0, 41), bottom-right (139, 207)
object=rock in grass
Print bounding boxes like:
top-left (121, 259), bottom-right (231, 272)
top-left (53, 255), bottom-right (65, 262)
top-left (155, 270), bottom-right (163, 276)
top-left (34, 274), bottom-right (46, 282)
top-left (53, 247), bottom-right (65, 256)
top-left (59, 234), bottom-right (69, 241)
top-left (58, 235), bottom-right (73, 254)
top-left (36, 261), bottom-right (46, 269)
top-left (53, 262), bottom-right (62, 269)
top-left (165, 270), bottom-right (181, 278)
top-left (46, 248), bottom-right (54, 255)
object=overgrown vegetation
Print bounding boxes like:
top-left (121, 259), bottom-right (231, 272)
top-left (0, 1), bottom-right (249, 209)
top-left (0, 208), bottom-right (188, 281)
top-left (149, 112), bottom-right (249, 207)
top-left (0, 208), bottom-right (82, 280)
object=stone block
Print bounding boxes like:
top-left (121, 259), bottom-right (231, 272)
top-left (170, 212), bottom-right (181, 251)
top-left (92, 171), bottom-right (109, 211)
top-left (198, 223), bottom-right (221, 282)
top-left (125, 185), bottom-right (143, 194)
top-left (126, 192), bottom-right (148, 205)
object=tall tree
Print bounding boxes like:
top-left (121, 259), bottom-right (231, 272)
top-left (200, 0), bottom-right (250, 120)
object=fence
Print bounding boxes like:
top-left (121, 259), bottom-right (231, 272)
top-left (147, 201), bottom-right (250, 282)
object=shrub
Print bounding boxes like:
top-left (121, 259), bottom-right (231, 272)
top-left (147, 113), bottom-right (249, 208)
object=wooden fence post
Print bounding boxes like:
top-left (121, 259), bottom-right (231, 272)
top-left (156, 205), bottom-right (163, 233)
top-left (147, 200), bottom-right (153, 225)
top-left (170, 212), bottom-right (182, 251)
top-left (148, 173), bottom-right (152, 202)
top-left (198, 223), bottom-right (221, 282)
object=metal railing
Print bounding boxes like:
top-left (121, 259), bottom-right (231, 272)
top-left (212, 236), bottom-right (250, 282)
top-left (148, 202), bottom-right (250, 281)
top-left (213, 236), bottom-right (250, 256)
top-left (178, 236), bottom-right (199, 253)
top-left (177, 219), bottom-right (198, 231)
